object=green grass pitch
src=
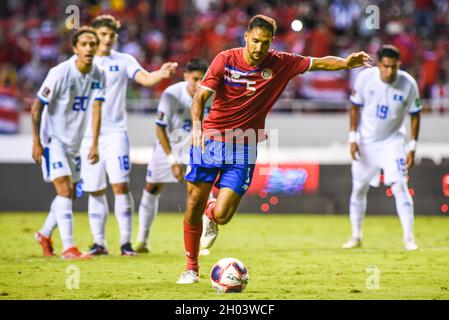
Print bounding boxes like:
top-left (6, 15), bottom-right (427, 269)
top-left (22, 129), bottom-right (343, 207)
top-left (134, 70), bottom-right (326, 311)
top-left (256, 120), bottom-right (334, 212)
top-left (0, 212), bottom-right (448, 300)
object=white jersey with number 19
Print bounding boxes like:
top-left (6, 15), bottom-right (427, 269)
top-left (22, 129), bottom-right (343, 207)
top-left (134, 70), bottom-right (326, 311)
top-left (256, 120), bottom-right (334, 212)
top-left (350, 67), bottom-right (422, 144)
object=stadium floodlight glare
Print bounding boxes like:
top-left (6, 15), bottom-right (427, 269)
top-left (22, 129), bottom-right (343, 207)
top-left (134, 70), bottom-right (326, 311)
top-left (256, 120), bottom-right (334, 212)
top-left (291, 19), bottom-right (303, 32)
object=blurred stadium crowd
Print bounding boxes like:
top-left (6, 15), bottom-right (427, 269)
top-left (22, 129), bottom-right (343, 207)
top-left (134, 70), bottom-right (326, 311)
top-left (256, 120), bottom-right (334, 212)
top-left (0, 0), bottom-right (448, 133)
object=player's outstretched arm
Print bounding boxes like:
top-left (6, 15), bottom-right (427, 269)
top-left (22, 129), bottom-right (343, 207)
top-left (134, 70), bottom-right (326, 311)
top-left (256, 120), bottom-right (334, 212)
top-left (88, 100), bottom-right (102, 164)
top-left (310, 52), bottom-right (372, 71)
top-left (407, 113), bottom-right (420, 169)
top-left (134, 62), bottom-right (179, 87)
top-left (31, 99), bottom-right (45, 165)
top-left (191, 88), bottom-right (213, 150)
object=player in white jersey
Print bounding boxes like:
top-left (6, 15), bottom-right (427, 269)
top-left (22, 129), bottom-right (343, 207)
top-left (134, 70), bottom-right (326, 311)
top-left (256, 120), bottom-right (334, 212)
top-left (342, 45), bottom-right (421, 251)
top-left (32, 27), bottom-right (105, 259)
top-left (134, 58), bottom-right (210, 253)
top-left (80, 15), bottom-right (178, 256)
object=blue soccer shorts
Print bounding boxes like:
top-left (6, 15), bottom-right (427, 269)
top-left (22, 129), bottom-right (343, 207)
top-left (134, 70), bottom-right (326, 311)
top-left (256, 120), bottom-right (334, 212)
top-left (184, 139), bottom-right (257, 196)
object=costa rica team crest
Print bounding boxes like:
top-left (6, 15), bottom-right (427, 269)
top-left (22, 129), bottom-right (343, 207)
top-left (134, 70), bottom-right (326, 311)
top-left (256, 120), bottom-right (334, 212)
top-left (261, 68), bottom-right (272, 80)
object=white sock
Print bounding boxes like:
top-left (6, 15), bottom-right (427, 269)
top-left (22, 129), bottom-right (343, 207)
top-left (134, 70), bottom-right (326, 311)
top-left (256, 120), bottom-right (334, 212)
top-left (114, 192), bottom-right (134, 246)
top-left (52, 196), bottom-right (74, 251)
top-left (349, 181), bottom-right (369, 240)
top-left (391, 182), bottom-right (415, 241)
top-left (137, 190), bottom-right (160, 245)
top-left (40, 206), bottom-right (57, 238)
top-left (88, 194), bottom-right (109, 247)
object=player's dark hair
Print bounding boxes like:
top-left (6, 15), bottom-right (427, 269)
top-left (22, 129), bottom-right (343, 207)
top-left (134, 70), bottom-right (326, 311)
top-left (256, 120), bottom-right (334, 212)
top-left (91, 14), bottom-right (121, 33)
top-left (186, 57), bottom-right (209, 73)
top-left (247, 14), bottom-right (277, 36)
top-left (377, 45), bottom-right (400, 61)
top-left (71, 26), bottom-right (99, 47)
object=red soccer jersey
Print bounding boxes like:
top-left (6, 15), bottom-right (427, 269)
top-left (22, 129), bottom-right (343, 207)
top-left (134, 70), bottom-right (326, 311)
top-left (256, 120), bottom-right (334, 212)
top-left (201, 47), bottom-right (311, 142)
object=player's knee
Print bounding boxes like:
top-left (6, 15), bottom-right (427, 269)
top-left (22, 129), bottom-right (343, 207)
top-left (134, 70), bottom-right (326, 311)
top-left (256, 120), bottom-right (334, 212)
top-left (145, 183), bottom-right (163, 195)
top-left (212, 205), bottom-right (234, 225)
top-left (57, 182), bottom-right (74, 198)
top-left (391, 181), bottom-right (413, 205)
top-left (186, 189), bottom-right (207, 214)
top-left (351, 181), bottom-right (369, 201)
top-left (90, 189), bottom-right (106, 197)
top-left (112, 183), bottom-right (128, 195)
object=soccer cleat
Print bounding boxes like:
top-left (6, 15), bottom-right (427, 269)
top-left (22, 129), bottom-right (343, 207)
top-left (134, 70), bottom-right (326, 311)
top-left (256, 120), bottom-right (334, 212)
top-left (200, 199), bottom-right (218, 249)
top-left (404, 238), bottom-right (419, 251)
top-left (120, 242), bottom-right (137, 256)
top-left (135, 242), bottom-right (150, 253)
top-left (61, 246), bottom-right (92, 260)
top-left (34, 232), bottom-right (55, 257)
top-left (342, 237), bottom-right (362, 249)
top-left (176, 270), bottom-right (199, 284)
top-left (86, 243), bottom-right (109, 256)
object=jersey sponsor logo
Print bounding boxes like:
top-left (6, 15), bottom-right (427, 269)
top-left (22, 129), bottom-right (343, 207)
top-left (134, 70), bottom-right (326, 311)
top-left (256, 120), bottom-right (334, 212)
top-left (109, 65), bottom-right (119, 72)
top-left (261, 68), bottom-right (272, 80)
top-left (393, 94), bottom-right (404, 102)
top-left (42, 87), bottom-right (51, 97)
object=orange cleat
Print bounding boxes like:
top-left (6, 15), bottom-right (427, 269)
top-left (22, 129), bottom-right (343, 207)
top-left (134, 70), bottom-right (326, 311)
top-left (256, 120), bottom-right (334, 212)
top-left (61, 246), bottom-right (92, 260)
top-left (34, 232), bottom-right (55, 257)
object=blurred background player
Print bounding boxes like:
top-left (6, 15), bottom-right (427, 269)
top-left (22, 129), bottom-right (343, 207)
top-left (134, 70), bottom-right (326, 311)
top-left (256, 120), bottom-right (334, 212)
top-left (31, 26), bottom-right (105, 259)
top-left (80, 15), bottom-right (178, 256)
top-left (177, 14), bottom-right (372, 284)
top-left (342, 45), bottom-right (421, 251)
top-left (135, 57), bottom-right (210, 253)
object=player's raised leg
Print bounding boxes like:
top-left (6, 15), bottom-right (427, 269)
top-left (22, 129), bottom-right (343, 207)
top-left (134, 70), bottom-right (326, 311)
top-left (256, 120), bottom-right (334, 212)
top-left (201, 187), bottom-right (242, 249)
top-left (177, 181), bottom-right (213, 284)
top-left (136, 183), bottom-right (163, 253)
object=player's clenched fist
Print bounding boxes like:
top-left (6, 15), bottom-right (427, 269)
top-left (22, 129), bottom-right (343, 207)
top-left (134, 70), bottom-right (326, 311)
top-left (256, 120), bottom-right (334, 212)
top-left (160, 62), bottom-right (178, 79)
top-left (32, 142), bottom-right (44, 165)
top-left (171, 163), bottom-right (185, 182)
top-left (88, 144), bottom-right (99, 164)
top-left (350, 142), bottom-right (360, 161)
top-left (191, 121), bottom-right (204, 151)
top-left (345, 51), bottom-right (372, 69)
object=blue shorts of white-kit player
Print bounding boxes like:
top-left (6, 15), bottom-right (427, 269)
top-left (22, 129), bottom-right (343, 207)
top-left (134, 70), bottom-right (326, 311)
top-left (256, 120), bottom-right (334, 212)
top-left (42, 138), bottom-right (81, 183)
top-left (80, 132), bottom-right (131, 192)
top-left (184, 139), bottom-right (257, 196)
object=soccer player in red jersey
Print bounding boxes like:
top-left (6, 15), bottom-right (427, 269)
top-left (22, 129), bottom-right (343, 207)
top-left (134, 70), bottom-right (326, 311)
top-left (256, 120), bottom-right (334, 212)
top-left (177, 14), bottom-right (372, 284)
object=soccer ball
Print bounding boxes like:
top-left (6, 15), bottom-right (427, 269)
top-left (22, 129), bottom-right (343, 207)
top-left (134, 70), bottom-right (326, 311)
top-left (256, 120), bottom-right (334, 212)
top-left (210, 258), bottom-right (249, 293)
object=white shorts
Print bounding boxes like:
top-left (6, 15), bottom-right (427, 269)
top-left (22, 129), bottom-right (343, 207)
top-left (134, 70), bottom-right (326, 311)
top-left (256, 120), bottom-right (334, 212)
top-left (146, 142), bottom-right (188, 183)
top-left (352, 135), bottom-right (408, 186)
top-left (46, 138), bottom-right (81, 183)
top-left (81, 132), bottom-right (131, 192)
